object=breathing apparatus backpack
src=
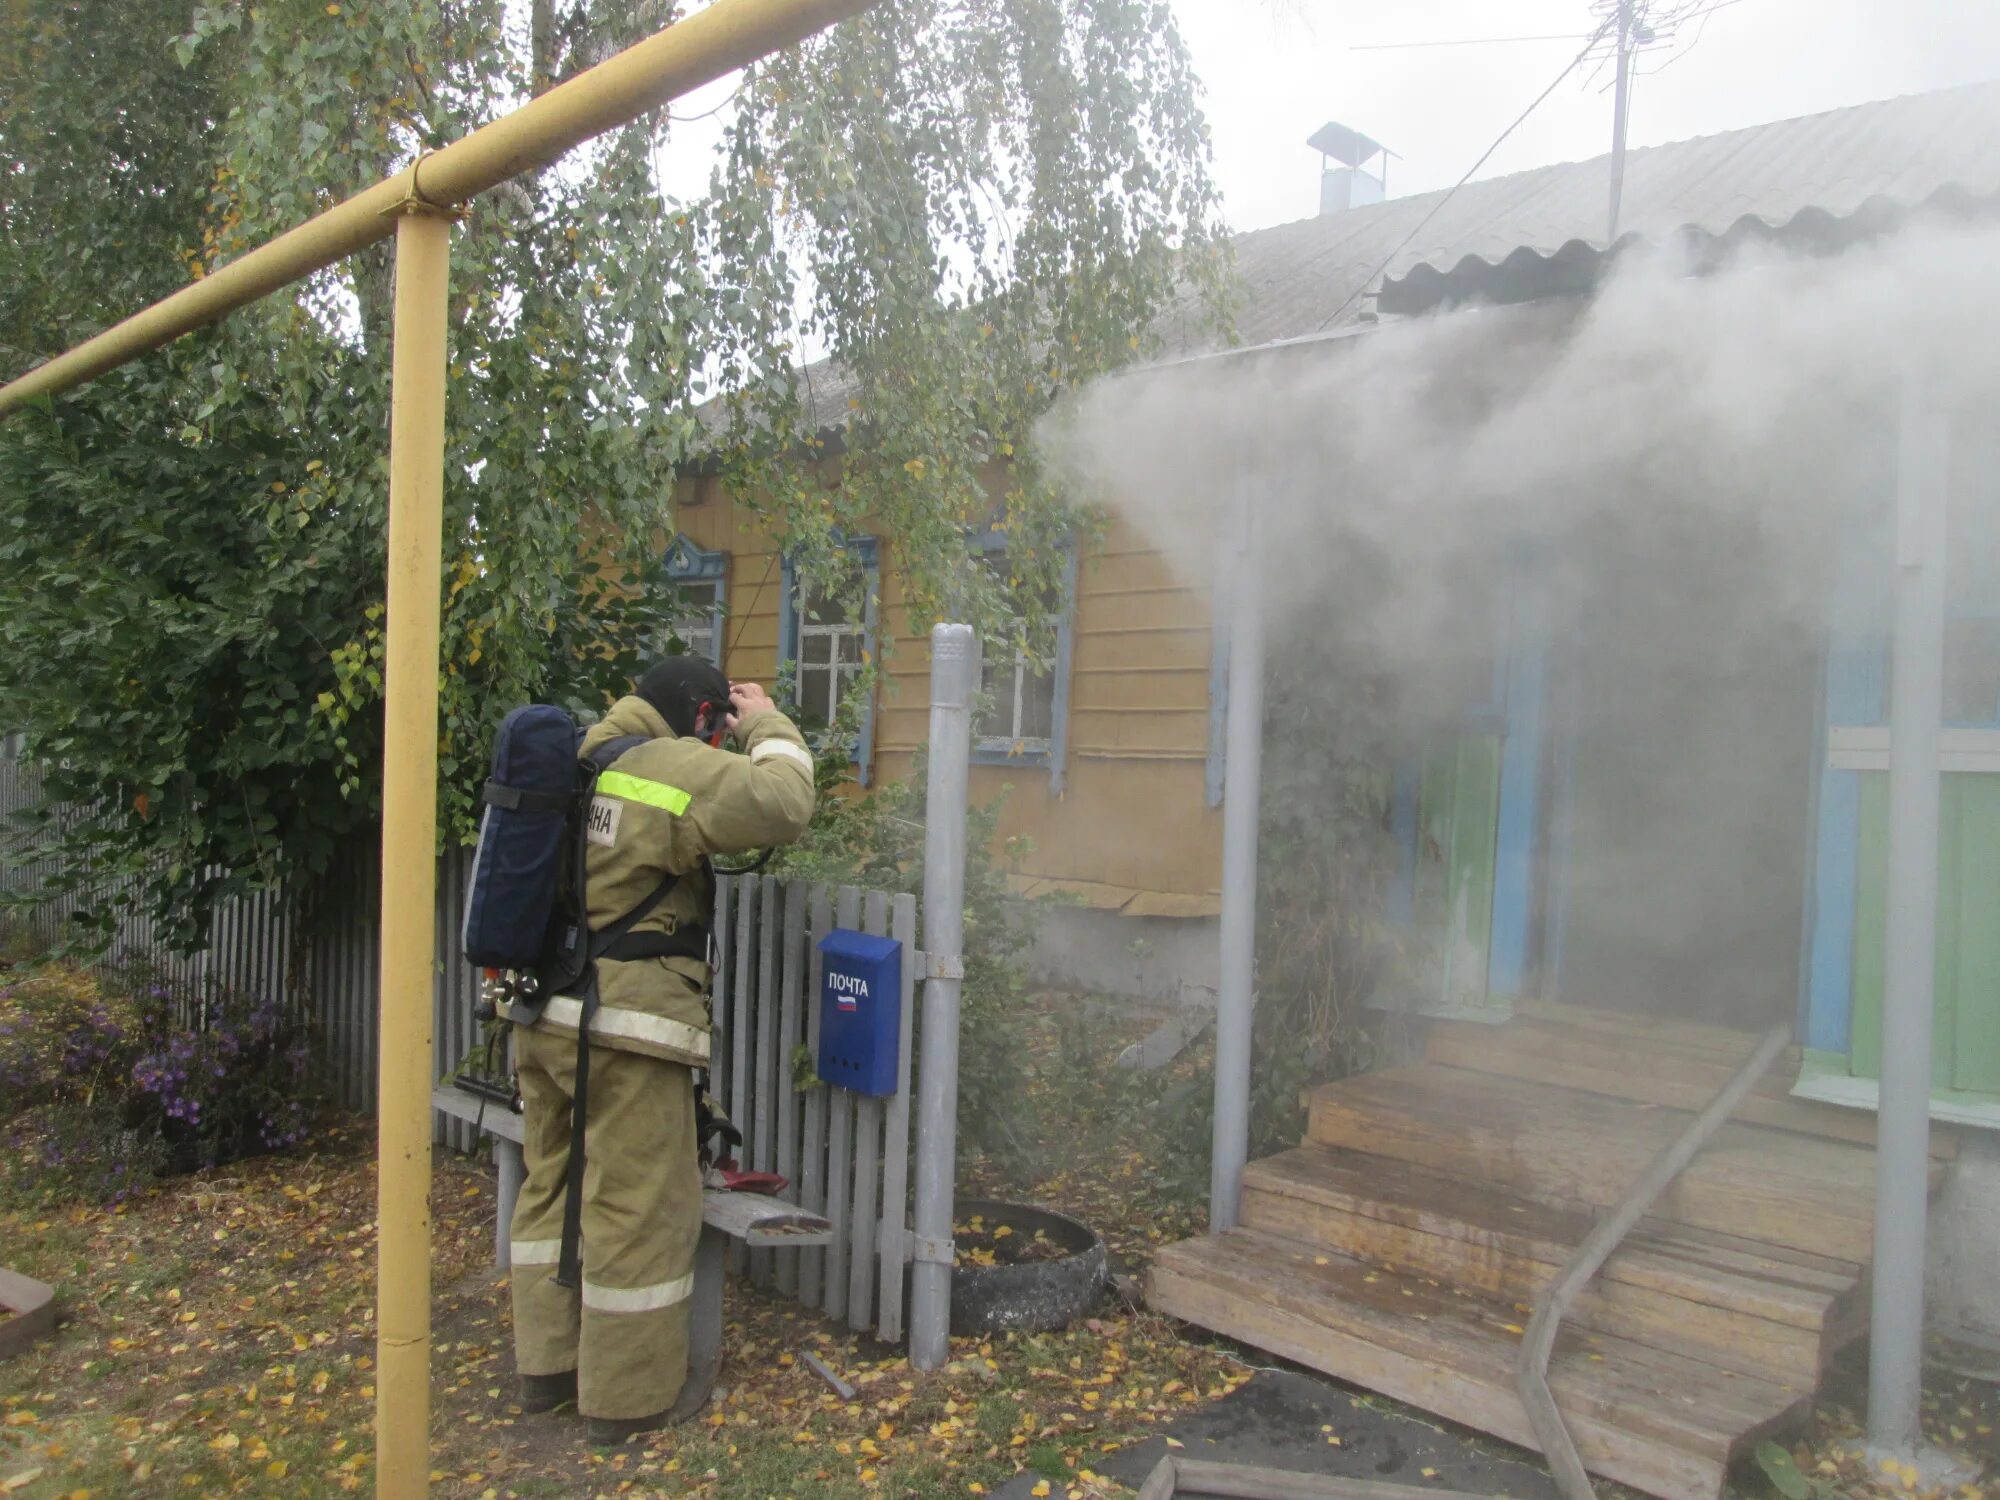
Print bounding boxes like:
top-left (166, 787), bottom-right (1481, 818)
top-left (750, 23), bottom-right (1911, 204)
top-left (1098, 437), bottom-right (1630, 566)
top-left (461, 704), bottom-right (711, 1021)
top-left (461, 704), bottom-right (713, 1288)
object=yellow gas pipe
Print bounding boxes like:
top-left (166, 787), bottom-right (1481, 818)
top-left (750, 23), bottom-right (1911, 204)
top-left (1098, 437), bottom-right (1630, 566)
top-left (377, 202), bottom-right (451, 1500)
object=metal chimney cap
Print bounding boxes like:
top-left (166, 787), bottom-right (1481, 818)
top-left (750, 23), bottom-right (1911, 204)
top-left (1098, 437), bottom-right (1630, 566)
top-left (1307, 120), bottom-right (1386, 167)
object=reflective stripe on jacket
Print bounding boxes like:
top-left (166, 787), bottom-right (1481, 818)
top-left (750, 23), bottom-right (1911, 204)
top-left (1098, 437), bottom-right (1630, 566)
top-left (500, 694), bottom-right (816, 1064)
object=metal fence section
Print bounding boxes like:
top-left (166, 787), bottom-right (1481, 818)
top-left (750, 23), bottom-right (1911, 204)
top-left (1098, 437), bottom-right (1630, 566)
top-left (1, 760), bottom-right (927, 1341)
top-left (712, 874), bottom-right (920, 1346)
top-left (0, 758), bottom-right (483, 1149)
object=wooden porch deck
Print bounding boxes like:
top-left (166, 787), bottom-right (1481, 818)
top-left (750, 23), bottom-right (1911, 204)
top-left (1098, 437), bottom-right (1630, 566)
top-left (1148, 1005), bottom-right (1940, 1500)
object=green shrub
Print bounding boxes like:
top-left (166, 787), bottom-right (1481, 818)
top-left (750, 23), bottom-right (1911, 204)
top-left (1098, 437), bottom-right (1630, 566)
top-left (0, 954), bottom-right (324, 1207)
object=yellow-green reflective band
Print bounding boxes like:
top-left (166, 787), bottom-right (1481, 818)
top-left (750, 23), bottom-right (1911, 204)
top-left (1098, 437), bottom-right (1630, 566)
top-left (596, 770), bottom-right (692, 816)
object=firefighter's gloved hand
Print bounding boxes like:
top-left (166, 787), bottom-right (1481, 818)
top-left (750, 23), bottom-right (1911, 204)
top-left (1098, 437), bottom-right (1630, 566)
top-left (725, 681), bottom-right (774, 732)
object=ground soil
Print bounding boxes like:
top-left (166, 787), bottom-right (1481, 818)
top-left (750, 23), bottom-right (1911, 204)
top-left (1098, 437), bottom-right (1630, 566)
top-left (3, 982), bottom-right (1994, 1499)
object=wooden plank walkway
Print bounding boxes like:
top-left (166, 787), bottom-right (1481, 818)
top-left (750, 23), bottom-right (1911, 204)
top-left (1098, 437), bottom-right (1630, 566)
top-left (1146, 1005), bottom-right (1909, 1500)
top-left (1152, 1232), bottom-right (1808, 1500)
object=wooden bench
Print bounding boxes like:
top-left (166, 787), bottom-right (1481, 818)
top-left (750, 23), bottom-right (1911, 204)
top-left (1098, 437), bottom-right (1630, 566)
top-left (0, 1265), bottom-right (56, 1360)
top-left (432, 1083), bottom-right (833, 1401)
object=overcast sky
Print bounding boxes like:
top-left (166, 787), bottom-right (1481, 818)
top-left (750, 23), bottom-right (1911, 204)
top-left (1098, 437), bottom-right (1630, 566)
top-left (1175, 0), bottom-right (2000, 234)
top-left (657, 0), bottom-right (2000, 238)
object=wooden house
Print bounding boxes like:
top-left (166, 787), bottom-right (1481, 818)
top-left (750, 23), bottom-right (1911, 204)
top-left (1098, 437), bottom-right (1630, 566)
top-left (665, 80), bottom-right (2000, 1500)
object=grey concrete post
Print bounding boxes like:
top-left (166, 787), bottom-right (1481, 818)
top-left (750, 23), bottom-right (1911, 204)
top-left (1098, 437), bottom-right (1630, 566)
top-left (686, 1225), bottom-right (729, 1406)
top-left (1209, 498), bottom-right (1264, 1232)
top-left (1868, 388), bottom-right (1949, 1458)
top-left (909, 623), bottom-right (976, 1370)
top-left (494, 1136), bottom-right (524, 1270)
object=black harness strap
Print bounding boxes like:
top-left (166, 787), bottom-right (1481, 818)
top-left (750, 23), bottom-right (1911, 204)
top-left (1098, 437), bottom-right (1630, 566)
top-left (481, 779), bottom-right (570, 815)
top-left (554, 978), bottom-right (600, 1292)
top-left (600, 924), bottom-right (709, 963)
top-left (552, 877), bottom-right (688, 1292)
top-left (550, 734), bottom-right (713, 1293)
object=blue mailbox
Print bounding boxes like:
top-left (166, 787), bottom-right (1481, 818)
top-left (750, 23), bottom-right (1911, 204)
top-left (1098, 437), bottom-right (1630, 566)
top-left (816, 928), bottom-right (902, 1097)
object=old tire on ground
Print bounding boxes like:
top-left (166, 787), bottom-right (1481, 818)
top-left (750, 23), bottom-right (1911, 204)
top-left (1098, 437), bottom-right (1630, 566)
top-left (949, 1198), bottom-right (1106, 1337)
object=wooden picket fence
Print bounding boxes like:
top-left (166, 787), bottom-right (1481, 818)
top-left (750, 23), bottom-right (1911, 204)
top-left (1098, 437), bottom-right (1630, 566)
top-left (0, 752), bottom-right (924, 1343)
top-left (712, 875), bottom-right (920, 1346)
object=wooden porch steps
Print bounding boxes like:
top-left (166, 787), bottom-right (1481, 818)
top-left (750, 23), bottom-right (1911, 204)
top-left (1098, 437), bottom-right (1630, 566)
top-left (1240, 1146), bottom-right (1864, 1387)
top-left (1149, 1229), bottom-right (1811, 1500)
top-left (1306, 1064), bottom-right (1888, 1264)
top-left (1424, 1008), bottom-right (1956, 1158)
top-left (1145, 1015), bottom-right (1913, 1500)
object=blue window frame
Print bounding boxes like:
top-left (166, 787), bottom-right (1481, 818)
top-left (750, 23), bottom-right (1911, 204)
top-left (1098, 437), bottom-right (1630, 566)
top-left (779, 537), bottom-right (879, 785)
top-left (969, 530), bottom-right (1075, 795)
top-left (659, 535), bottom-right (727, 666)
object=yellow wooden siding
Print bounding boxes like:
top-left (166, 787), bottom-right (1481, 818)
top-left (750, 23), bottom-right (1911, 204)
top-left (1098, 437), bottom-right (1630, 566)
top-left (670, 485), bottom-right (785, 683)
top-left (665, 485), bottom-right (1223, 902)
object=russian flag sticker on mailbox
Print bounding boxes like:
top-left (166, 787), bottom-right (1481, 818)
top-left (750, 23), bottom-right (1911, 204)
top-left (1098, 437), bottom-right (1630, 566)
top-left (815, 928), bottom-right (903, 1097)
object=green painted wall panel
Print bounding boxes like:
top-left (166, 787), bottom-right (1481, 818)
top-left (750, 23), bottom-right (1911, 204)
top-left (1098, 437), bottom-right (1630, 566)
top-left (1408, 735), bottom-right (1503, 1014)
top-left (1448, 736), bottom-right (1502, 998)
top-left (1950, 778), bottom-right (2000, 1092)
top-left (1850, 772), bottom-right (1887, 1081)
top-left (1848, 772), bottom-right (2000, 1091)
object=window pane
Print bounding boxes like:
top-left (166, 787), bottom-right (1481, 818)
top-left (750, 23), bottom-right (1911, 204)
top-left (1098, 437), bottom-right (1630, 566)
top-left (803, 580), bottom-right (858, 626)
top-left (800, 667), bottom-right (832, 725)
top-left (827, 663), bottom-right (863, 723)
top-left (975, 656), bottom-right (1006, 737)
top-left (661, 581), bottom-right (718, 660)
top-left (1944, 617), bottom-right (2000, 725)
top-left (1020, 665), bottom-right (1055, 741)
top-left (837, 630), bottom-right (865, 666)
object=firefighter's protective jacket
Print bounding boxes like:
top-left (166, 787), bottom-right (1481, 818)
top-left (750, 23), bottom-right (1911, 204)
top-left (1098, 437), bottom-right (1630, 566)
top-left (501, 692), bottom-right (815, 1065)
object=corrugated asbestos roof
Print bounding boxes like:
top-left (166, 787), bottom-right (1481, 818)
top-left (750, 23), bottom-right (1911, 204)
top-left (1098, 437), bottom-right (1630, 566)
top-left (722, 78), bottom-right (2000, 435)
top-left (1167, 76), bottom-right (2000, 353)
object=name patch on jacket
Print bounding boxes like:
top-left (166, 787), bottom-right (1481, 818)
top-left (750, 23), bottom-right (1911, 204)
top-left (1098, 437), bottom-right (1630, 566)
top-left (586, 794), bottom-right (622, 848)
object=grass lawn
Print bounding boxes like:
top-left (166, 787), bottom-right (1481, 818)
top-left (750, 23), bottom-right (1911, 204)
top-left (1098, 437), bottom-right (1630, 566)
top-left (1, 972), bottom-right (1242, 1498)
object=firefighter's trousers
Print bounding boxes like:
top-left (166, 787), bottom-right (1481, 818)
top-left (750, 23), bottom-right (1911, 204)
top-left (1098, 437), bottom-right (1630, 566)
top-left (509, 1024), bottom-right (701, 1420)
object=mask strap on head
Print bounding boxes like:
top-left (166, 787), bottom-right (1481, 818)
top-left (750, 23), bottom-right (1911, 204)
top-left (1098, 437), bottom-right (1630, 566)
top-left (699, 700), bottom-right (726, 748)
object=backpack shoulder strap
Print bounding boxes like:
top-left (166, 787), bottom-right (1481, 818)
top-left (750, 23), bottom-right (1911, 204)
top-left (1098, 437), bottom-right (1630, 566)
top-left (581, 732), bottom-right (651, 776)
top-left (576, 732), bottom-right (703, 962)
top-left (586, 878), bottom-right (679, 960)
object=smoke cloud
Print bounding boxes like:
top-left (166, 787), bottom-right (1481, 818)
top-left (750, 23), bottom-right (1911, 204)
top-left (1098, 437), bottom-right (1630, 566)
top-left (1041, 215), bottom-right (2000, 1022)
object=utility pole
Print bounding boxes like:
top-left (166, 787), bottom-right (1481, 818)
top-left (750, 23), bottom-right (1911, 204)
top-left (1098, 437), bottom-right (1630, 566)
top-left (1607, 0), bottom-right (1634, 240)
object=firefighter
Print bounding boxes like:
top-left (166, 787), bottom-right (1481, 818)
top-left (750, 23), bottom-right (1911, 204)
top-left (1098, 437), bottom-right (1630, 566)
top-left (506, 656), bottom-right (815, 1443)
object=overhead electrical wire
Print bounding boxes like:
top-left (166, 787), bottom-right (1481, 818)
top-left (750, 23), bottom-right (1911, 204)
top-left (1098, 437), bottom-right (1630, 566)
top-left (1349, 33), bottom-right (1585, 51)
top-left (1313, 13), bottom-right (1618, 333)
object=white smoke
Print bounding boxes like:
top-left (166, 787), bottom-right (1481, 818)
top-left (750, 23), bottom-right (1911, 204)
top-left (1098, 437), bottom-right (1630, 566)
top-left (1041, 214), bottom-right (2000, 1022)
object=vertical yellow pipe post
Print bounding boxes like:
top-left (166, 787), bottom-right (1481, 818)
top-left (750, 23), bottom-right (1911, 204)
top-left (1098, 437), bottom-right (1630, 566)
top-left (377, 202), bottom-right (452, 1500)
